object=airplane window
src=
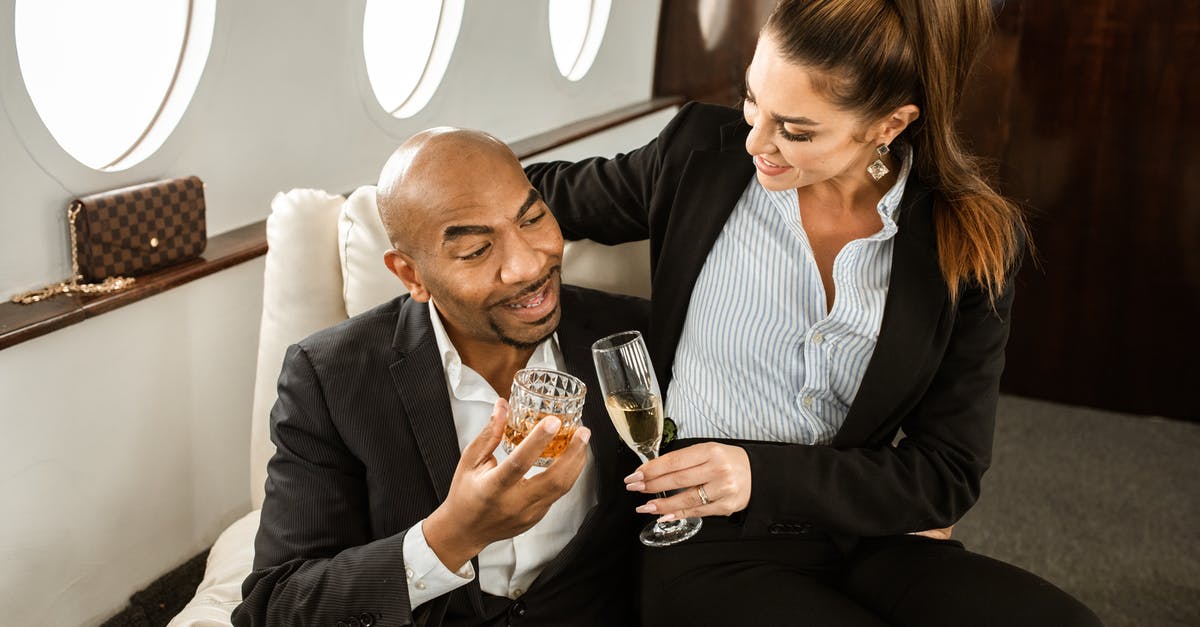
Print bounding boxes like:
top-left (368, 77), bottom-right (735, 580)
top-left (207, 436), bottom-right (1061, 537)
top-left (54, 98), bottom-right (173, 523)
top-left (363, 0), bottom-right (464, 119)
top-left (13, 0), bottom-right (216, 171)
top-left (548, 0), bottom-right (611, 81)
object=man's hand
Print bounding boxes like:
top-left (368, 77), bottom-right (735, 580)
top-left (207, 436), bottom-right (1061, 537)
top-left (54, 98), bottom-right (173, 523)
top-left (623, 442), bottom-right (752, 521)
top-left (423, 399), bottom-right (590, 572)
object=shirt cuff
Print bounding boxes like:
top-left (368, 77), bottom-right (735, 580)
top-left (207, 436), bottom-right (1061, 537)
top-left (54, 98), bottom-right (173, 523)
top-left (403, 518), bottom-right (476, 609)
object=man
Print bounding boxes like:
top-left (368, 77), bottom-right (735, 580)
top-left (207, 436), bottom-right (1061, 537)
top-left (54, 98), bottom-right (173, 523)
top-left (233, 129), bottom-right (647, 627)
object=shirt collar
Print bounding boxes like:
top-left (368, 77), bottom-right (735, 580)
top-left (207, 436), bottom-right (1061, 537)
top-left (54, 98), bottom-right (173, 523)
top-left (427, 298), bottom-right (562, 402)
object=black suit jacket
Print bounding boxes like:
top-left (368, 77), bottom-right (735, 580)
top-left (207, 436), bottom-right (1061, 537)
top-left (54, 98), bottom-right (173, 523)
top-left (233, 285), bottom-right (648, 627)
top-left (526, 102), bottom-right (1020, 542)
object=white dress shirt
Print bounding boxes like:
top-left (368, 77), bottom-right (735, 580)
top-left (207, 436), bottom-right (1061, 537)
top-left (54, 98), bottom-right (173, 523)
top-left (402, 301), bottom-right (599, 608)
top-left (667, 152), bottom-right (913, 444)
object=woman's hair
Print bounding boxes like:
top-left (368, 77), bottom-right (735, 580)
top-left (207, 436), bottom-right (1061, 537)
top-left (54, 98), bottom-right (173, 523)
top-left (764, 0), bottom-right (1027, 303)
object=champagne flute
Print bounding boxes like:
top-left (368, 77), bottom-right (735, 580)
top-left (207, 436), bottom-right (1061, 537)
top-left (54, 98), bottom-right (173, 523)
top-left (591, 330), bottom-right (702, 546)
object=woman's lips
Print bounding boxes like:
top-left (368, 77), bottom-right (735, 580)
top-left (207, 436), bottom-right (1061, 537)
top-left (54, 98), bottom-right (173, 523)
top-left (753, 154), bottom-right (792, 177)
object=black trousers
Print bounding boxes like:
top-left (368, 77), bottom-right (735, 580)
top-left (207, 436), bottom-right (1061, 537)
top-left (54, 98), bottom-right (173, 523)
top-left (639, 518), bottom-right (1102, 627)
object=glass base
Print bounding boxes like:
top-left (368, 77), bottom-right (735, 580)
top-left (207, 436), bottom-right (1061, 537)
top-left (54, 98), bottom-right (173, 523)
top-left (639, 516), bottom-right (703, 547)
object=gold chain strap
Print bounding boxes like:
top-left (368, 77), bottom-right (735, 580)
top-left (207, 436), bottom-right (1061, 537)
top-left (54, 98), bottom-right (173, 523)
top-left (10, 203), bottom-right (136, 304)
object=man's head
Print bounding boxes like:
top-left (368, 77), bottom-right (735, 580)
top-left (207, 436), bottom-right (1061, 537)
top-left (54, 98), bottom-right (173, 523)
top-left (378, 128), bottom-right (563, 350)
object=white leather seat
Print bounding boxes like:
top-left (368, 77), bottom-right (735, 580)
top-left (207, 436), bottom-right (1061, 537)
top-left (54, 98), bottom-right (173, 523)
top-left (168, 185), bottom-right (650, 626)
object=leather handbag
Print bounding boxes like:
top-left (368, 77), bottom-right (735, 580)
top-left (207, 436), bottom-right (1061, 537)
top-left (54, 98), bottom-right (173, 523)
top-left (12, 176), bottom-right (208, 304)
top-left (73, 176), bottom-right (207, 281)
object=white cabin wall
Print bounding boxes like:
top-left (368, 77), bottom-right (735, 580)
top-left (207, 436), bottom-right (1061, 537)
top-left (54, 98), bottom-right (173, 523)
top-left (0, 1), bottom-right (661, 624)
top-left (0, 259), bottom-right (264, 626)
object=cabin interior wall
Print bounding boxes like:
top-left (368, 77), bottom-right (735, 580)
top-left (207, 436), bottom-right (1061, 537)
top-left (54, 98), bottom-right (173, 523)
top-left (0, 1), bottom-right (661, 624)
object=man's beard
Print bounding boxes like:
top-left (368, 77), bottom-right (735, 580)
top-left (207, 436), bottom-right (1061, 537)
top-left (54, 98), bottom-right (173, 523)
top-left (488, 308), bottom-right (558, 349)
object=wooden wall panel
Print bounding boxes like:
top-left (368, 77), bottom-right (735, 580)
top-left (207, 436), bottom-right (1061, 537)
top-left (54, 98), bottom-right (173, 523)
top-left (654, 0), bottom-right (1200, 420)
top-left (994, 0), bottom-right (1200, 420)
top-left (653, 0), bottom-right (776, 104)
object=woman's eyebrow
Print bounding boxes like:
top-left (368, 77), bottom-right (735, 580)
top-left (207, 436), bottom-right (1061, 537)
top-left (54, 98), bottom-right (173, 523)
top-left (744, 76), bottom-right (821, 126)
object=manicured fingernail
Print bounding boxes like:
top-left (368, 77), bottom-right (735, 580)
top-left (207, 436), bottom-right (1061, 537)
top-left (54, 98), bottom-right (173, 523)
top-left (626, 481), bottom-right (645, 492)
top-left (541, 416), bottom-right (561, 433)
top-left (657, 514), bottom-right (676, 523)
top-left (635, 503), bottom-right (657, 514)
top-left (624, 471), bottom-right (644, 483)
top-left (577, 427), bottom-right (591, 444)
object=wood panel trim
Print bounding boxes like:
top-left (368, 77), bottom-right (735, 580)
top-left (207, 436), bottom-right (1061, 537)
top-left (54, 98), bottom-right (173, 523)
top-left (0, 97), bottom-right (684, 351)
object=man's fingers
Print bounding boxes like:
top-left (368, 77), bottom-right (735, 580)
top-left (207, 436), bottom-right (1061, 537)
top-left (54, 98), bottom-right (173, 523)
top-left (530, 426), bottom-right (590, 496)
top-left (462, 399), bottom-right (508, 466)
top-left (494, 415), bottom-right (562, 484)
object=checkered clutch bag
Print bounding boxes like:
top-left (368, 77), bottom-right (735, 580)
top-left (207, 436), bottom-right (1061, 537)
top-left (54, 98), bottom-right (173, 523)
top-left (11, 176), bottom-right (207, 304)
top-left (74, 176), bottom-right (207, 281)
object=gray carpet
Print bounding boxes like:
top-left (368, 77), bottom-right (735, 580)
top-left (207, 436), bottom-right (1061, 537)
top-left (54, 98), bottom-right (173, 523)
top-left (956, 396), bottom-right (1200, 627)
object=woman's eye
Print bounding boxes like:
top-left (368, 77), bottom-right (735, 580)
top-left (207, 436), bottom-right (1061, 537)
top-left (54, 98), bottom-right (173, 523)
top-left (780, 127), bottom-right (813, 142)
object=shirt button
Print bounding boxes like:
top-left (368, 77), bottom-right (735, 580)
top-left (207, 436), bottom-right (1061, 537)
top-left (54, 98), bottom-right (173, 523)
top-left (802, 395), bottom-right (814, 408)
top-left (513, 588), bottom-right (525, 597)
top-left (405, 567), bottom-right (413, 580)
top-left (414, 580), bottom-right (426, 590)
top-left (812, 332), bottom-right (824, 344)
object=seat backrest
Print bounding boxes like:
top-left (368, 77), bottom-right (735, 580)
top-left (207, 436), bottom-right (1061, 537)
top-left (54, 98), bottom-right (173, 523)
top-left (249, 185), bottom-right (651, 507)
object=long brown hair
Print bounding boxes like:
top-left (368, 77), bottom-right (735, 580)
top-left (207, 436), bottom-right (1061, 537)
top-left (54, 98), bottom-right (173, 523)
top-left (765, 0), bottom-right (1027, 303)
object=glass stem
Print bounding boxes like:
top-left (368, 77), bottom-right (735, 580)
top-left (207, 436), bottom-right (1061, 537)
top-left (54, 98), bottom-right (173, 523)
top-left (641, 447), bottom-right (685, 527)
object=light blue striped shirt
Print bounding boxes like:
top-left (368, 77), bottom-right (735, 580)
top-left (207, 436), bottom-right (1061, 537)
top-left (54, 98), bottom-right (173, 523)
top-left (665, 154), bottom-right (912, 444)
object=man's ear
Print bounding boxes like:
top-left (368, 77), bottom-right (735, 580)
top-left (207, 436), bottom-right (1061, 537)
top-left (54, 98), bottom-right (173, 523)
top-left (384, 249), bottom-right (431, 302)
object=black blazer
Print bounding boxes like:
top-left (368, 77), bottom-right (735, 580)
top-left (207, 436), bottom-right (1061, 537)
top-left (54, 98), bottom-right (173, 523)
top-left (233, 285), bottom-right (648, 627)
top-left (526, 102), bottom-right (1019, 542)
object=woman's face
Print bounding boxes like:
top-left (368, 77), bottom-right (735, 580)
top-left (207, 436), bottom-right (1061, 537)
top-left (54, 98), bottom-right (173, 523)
top-left (742, 33), bottom-right (882, 193)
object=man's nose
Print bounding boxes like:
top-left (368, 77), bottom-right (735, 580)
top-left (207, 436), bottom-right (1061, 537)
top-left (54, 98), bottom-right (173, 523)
top-left (498, 232), bottom-right (545, 285)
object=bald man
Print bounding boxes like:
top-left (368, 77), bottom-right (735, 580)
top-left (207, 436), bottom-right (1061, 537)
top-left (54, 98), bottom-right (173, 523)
top-left (233, 129), bottom-right (647, 627)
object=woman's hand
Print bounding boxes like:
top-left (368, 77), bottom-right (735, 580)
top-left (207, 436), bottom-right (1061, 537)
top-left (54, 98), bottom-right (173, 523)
top-left (624, 442), bottom-right (752, 520)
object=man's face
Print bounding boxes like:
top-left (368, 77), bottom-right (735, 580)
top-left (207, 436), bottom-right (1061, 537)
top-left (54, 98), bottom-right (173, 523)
top-left (396, 158), bottom-right (564, 350)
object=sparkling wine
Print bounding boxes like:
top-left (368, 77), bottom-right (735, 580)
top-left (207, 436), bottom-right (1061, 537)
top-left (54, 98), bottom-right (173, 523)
top-left (604, 391), bottom-right (663, 457)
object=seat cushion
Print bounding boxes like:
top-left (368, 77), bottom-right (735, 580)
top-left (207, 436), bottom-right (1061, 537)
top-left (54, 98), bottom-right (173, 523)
top-left (251, 189), bottom-right (348, 508)
top-left (338, 185), bottom-right (407, 317)
top-left (165, 510), bottom-right (260, 627)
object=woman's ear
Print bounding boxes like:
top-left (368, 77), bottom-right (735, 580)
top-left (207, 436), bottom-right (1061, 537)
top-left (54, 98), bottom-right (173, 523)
top-left (876, 104), bottom-right (921, 145)
top-left (384, 249), bottom-right (430, 302)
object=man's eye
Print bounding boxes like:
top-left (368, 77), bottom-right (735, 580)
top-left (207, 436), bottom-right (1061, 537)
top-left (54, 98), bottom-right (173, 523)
top-left (522, 212), bottom-right (545, 227)
top-left (459, 244), bottom-right (489, 260)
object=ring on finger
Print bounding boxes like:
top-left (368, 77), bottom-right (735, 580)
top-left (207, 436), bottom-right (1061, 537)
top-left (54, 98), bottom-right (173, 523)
top-left (697, 485), bottom-right (711, 506)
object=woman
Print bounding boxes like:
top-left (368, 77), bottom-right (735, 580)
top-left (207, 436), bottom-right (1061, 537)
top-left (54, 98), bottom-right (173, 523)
top-left (527, 1), bottom-right (1100, 625)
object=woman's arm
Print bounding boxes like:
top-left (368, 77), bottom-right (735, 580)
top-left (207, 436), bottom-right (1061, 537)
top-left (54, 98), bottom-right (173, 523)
top-left (634, 272), bottom-right (1017, 538)
top-left (524, 102), bottom-right (706, 245)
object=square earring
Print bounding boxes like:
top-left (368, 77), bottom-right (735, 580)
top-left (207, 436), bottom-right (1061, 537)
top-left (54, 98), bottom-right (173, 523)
top-left (867, 144), bottom-right (890, 181)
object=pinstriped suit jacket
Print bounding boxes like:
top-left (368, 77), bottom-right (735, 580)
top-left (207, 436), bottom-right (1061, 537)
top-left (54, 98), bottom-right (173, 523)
top-left (233, 285), bottom-right (648, 627)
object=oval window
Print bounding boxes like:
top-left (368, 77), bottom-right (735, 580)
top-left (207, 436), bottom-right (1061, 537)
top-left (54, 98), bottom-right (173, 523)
top-left (548, 0), bottom-right (611, 81)
top-left (14, 0), bottom-right (216, 172)
top-left (363, 0), bottom-right (464, 119)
